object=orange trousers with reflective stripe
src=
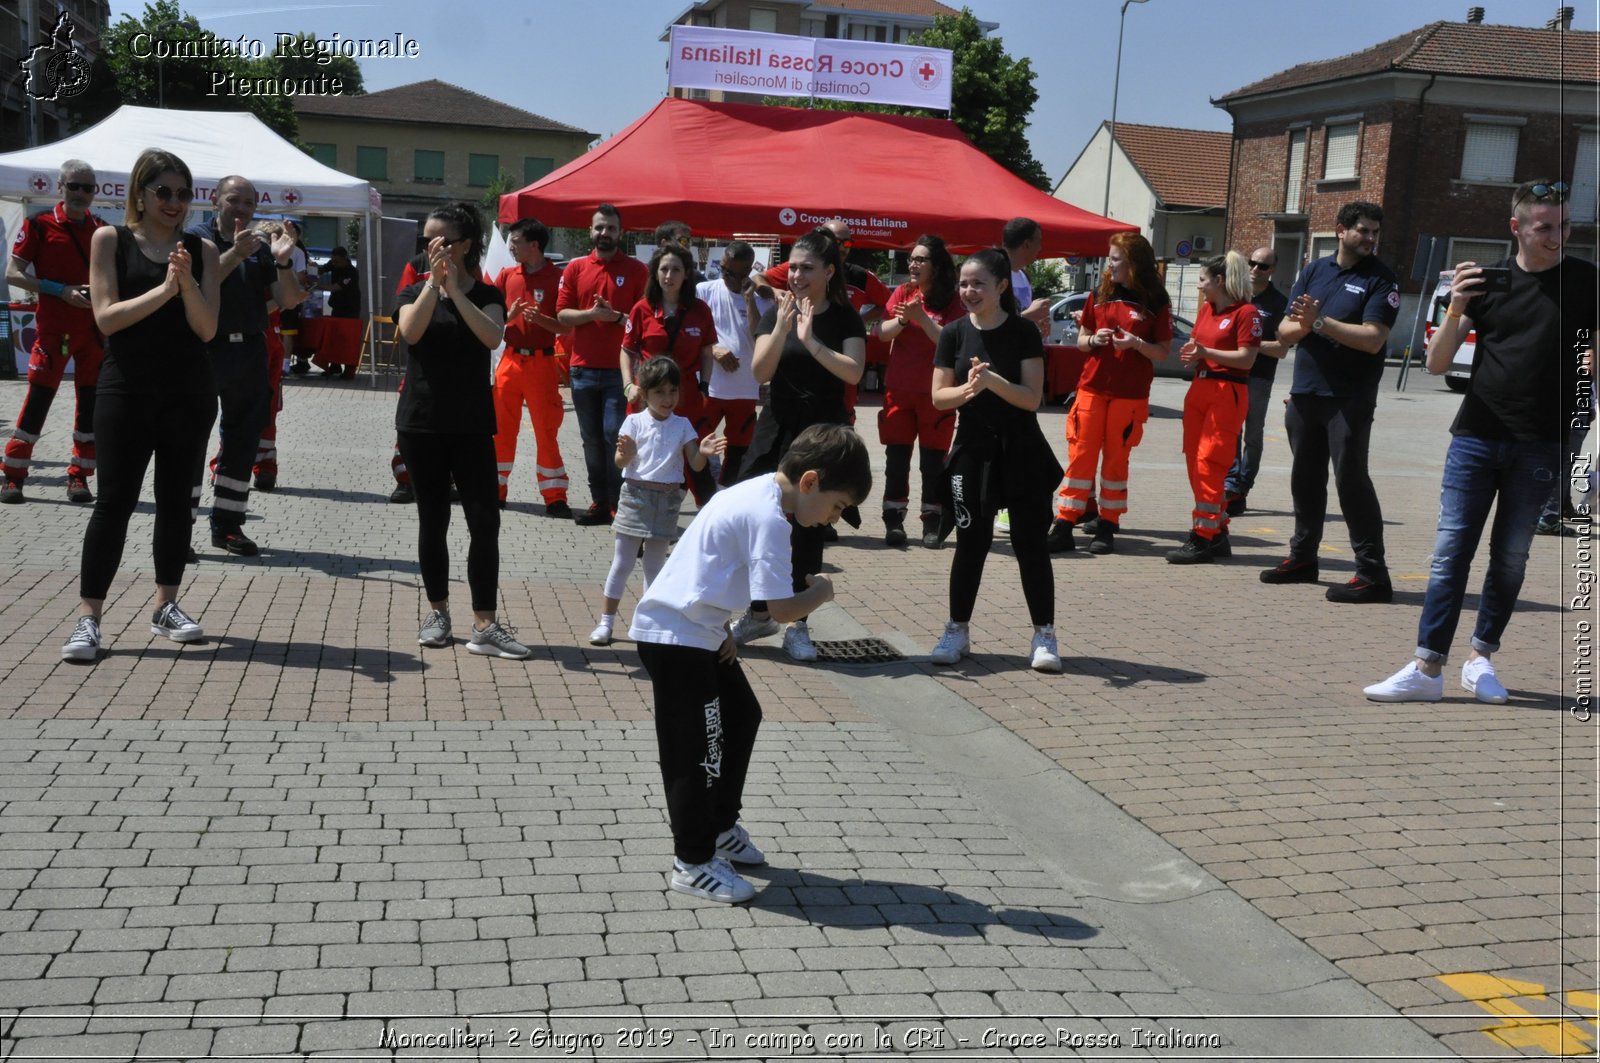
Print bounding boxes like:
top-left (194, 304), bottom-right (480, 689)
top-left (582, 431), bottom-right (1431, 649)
top-left (1182, 378), bottom-right (1248, 539)
top-left (1055, 390), bottom-right (1146, 525)
top-left (493, 351), bottom-right (568, 504)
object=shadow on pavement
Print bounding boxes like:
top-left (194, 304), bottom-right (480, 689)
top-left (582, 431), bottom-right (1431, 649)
top-left (204, 636), bottom-right (424, 682)
top-left (264, 485), bottom-right (395, 504)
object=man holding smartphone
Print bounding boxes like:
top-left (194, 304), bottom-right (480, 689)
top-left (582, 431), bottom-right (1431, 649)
top-left (1366, 179), bottom-right (1596, 703)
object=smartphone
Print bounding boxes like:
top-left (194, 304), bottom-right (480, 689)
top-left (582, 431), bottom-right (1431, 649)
top-left (1477, 266), bottom-right (1513, 293)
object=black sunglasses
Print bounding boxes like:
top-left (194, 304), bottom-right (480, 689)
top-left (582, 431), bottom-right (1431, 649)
top-left (1516, 181), bottom-right (1569, 206)
top-left (1248, 260), bottom-right (1274, 270)
top-left (144, 184), bottom-right (194, 204)
top-left (62, 181), bottom-right (95, 193)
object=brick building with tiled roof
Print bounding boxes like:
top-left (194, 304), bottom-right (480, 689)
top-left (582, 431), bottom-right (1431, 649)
top-left (1213, 11), bottom-right (1598, 309)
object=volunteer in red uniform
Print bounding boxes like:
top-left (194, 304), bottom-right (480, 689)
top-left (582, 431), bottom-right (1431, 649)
top-left (1168, 251), bottom-right (1261, 564)
top-left (1049, 232), bottom-right (1172, 555)
top-left (556, 203), bottom-right (650, 526)
top-left (877, 235), bottom-right (960, 548)
top-left (491, 217), bottom-right (571, 516)
top-left (3, 160), bottom-right (106, 504)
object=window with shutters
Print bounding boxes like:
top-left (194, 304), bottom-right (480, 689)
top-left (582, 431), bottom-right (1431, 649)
top-left (305, 143), bottom-right (336, 168)
top-left (747, 7), bottom-right (777, 32)
top-left (524, 157), bottom-right (554, 185)
top-left (1572, 130), bottom-right (1597, 224)
top-left (1447, 237), bottom-right (1513, 267)
top-left (1460, 121), bottom-right (1520, 183)
top-left (1284, 129), bottom-right (1307, 212)
top-left (413, 149), bottom-right (443, 184)
top-left (1310, 234), bottom-right (1338, 262)
top-left (356, 146), bottom-right (387, 181)
top-left (468, 153), bottom-right (499, 187)
top-left (1322, 122), bottom-right (1359, 180)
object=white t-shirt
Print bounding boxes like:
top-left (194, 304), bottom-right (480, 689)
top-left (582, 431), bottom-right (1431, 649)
top-left (620, 411), bottom-right (698, 484)
top-left (696, 278), bottom-right (760, 401)
top-left (1011, 268), bottom-right (1032, 309)
top-left (630, 475), bottom-right (794, 651)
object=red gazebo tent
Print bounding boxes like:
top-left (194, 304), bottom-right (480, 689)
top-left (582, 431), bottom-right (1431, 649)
top-left (500, 98), bottom-right (1135, 256)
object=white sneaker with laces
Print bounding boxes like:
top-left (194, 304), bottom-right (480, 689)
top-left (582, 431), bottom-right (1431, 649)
top-left (782, 622), bottom-right (817, 662)
top-left (468, 620), bottom-right (532, 659)
top-left (669, 857), bottom-right (756, 903)
top-left (714, 823), bottom-right (767, 865)
top-left (992, 509), bottom-right (1011, 536)
top-left (730, 609), bottom-right (780, 645)
top-left (61, 615), bottom-right (101, 661)
top-left (1461, 656), bottom-right (1509, 704)
top-left (1363, 661), bottom-right (1443, 703)
top-left (588, 617), bottom-right (615, 646)
top-left (150, 601), bottom-right (204, 643)
top-left (930, 621), bottom-right (970, 665)
top-left (1030, 624), bottom-right (1062, 673)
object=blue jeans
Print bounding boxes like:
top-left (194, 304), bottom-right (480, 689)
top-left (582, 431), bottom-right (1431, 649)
top-left (1415, 434), bottom-right (1560, 663)
top-left (569, 366), bottom-right (625, 510)
top-left (1225, 374), bottom-right (1276, 498)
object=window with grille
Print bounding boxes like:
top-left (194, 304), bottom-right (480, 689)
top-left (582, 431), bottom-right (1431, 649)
top-left (1460, 122), bottom-right (1519, 183)
top-left (1323, 123), bottom-right (1359, 180)
top-left (1447, 237), bottom-right (1513, 268)
top-left (1285, 129), bottom-right (1307, 212)
top-left (1572, 130), bottom-right (1597, 224)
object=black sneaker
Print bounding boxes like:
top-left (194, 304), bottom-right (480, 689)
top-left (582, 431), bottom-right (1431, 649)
top-left (1087, 522), bottom-right (1115, 555)
top-left (545, 500), bottom-right (572, 519)
top-left (920, 515), bottom-right (941, 550)
top-left (884, 511), bottom-right (907, 547)
top-left (574, 502), bottom-right (612, 526)
top-left (1536, 514), bottom-right (1575, 536)
top-left (1225, 493), bottom-right (1247, 517)
top-left (1260, 557), bottom-right (1318, 584)
top-left (66, 475), bottom-right (94, 503)
top-left (1166, 532), bottom-right (1218, 564)
top-left (1045, 519), bottom-right (1076, 553)
top-left (389, 482), bottom-right (414, 504)
top-left (0, 481), bottom-right (22, 504)
top-left (254, 471), bottom-right (276, 492)
top-left (211, 529), bottom-right (259, 557)
top-left (289, 359), bottom-right (311, 376)
top-left (1325, 575), bottom-right (1393, 604)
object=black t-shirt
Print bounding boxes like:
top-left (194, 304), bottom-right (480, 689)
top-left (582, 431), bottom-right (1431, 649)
top-left (754, 299), bottom-right (867, 427)
top-left (1452, 255), bottom-right (1599, 442)
top-left (325, 264), bottom-right (359, 318)
top-left (934, 312), bottom-right (1044, 434)
top-left (102, 227), bottom-right (212, 396)
top-left (394, 279), bottom-right (506, 434)
top-left (1246, 283), bottom-right (1290, 382)
top-left (189, 220), bottom-right (273, 338)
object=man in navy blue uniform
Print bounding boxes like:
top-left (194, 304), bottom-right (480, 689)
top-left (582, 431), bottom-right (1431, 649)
top-left (1260, 201), bottom-right (1399, 603)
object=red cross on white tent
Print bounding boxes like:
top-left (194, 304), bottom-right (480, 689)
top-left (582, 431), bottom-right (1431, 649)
top-left (917, 62), bottom-right (937, 83)
top-left (283, 189), bottom-right (300, 205)
top-left (29, 175), bottom-right (49, 193)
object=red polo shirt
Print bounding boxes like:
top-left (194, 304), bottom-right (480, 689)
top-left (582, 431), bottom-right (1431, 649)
top-left (1190, 300), bottom-right (1261, 374)
top-left (1077, 288), bottom-right (1174, 399)
top-left (623, 299), bottom-right (718, 383)
top-left (12, 202), bottom-right (102, 339)
top-left (555, 250), bottom-right (649, 370)
top-left (494, 261), bottom-right (564, 351)
top-left (884, 283), bottom-right (962, 394)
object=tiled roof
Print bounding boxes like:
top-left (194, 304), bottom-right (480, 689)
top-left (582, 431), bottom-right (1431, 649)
top-left (1218, 21), bottom-right (1600, 101)
top-left (293, 80), bottom-right (591, 136)
top-left (1111, 122), bottom-right (1231, 208)
top-left (805, 0), bottom-right (960, 17)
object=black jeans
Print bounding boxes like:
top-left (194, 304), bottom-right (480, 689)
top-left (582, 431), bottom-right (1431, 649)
top-left (1285, 392), bottom-right (1388, 579)
top-left (81, 387), bottom-right (215, 599)
top-left (637, 641), bottom-right (762, 865)
top-left (197, 335), bottom-right (271, 533)
top-left (396, 431), bottom-right (500, 612)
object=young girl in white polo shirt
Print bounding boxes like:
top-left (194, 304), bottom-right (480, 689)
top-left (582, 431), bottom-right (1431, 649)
top-left (590, 357), bottom-right (724, 646)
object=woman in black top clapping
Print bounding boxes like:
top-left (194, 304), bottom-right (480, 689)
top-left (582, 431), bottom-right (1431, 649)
top-left (395, 202), bottom-right (529, 660)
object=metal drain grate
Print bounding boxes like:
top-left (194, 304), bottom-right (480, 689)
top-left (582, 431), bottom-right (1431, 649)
top-left (811, 637), bottom-right (905, 664)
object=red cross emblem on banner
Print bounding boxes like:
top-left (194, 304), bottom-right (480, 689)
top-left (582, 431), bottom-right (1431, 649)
top-left (30, 175), bottom-right (49, 192)
top-left (918, 62), bottom-right (936, 82)
top-left (282, 188), bottom-right (301, 205)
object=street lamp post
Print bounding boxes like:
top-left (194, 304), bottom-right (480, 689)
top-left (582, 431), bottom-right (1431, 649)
top-left (1102, 0), bottom-right (1150, 218)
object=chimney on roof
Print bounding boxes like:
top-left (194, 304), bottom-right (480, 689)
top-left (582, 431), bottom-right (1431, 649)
top-left (1547, 6), bottom-right (1574, 29)
top-left (1466, 6), bottom-right (1484, 23)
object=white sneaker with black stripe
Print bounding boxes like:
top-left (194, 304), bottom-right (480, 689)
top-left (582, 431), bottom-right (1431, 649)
top-left (61, 615), bottom-right (101, 661)
top-left (669, 857), bottom-right (756, 903)
top-left (150, 601), bottom-right (203, 643)
top-left (714, 823), bottom-right (767, 866)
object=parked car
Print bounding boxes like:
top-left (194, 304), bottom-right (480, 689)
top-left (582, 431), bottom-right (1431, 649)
top-left (1422, 271), bottom-right (1473, 391)
top-left (1047, 291), bottom-right (1088, 345)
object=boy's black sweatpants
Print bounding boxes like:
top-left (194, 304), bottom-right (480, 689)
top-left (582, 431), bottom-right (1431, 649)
top-left (636, 641), bottom-right (763, 865)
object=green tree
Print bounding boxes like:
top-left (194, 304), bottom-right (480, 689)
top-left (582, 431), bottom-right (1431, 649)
top-left (762, 7), bottom-right (1048, 190)
top-left (272, 33), bottom-right (365, 95)
top-left (1027, 258), bottom-right (1066, 300)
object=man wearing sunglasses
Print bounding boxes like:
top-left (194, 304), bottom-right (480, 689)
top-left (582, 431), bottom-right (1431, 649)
top-left (1366, 179), bottom-right (1596, 705)
top-left (188, 175), bottom-right (304, 556)
top-left (1222, 247), bottom-right (1290, 516)
top-left (2, 160), bottom-right (105, 505)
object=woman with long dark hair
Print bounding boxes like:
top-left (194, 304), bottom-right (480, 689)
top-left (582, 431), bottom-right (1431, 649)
top-left (62, 148), bottom-right (221, 661)
top-left (395, 202), bottom-right (530, 658)
top-left (728, 228), bottom-right (866, 661)
top-left (927, 248), bottom-right (1061, 673)
top-left (877, 234), bottom-right (962, 548)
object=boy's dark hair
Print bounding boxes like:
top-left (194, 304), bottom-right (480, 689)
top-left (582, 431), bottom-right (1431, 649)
top-left (636, 355), bottom-right (680, 392)
top-left (1336, 201), bottom-right (1383, 229)
top-left (780, 424), bottom-right (872, 504)
top-left (1002, 217), bottom-right (1040, 251)
top-left (509, 218), bottom-right (550, 250)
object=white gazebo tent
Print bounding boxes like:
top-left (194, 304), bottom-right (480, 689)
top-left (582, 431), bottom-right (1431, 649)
top-left (0, 105), bottom-right (384, 366)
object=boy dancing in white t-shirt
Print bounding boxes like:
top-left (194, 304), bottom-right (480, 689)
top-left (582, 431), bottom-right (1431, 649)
top-left (630, 424), bottom-right (872, 903)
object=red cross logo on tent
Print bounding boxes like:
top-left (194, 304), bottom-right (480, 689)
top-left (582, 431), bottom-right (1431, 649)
top-left (918, 62), bottom-right (936, 82)
top-left (30, 174), bottom-right (49, 192)
top-left (283, 188), bottom-right (301, 205)
top-left (913, 55), bottom-right (941, 91)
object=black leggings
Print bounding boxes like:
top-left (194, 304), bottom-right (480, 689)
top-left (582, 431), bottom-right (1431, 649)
top-left (80, 388), bottom-right (215, 600)
top-left (947, 452), bottom-right (1054, 627)
top-left (396, 430), bottom-right (500, 612)
top-left (637, 641), bottom-right (762, 865)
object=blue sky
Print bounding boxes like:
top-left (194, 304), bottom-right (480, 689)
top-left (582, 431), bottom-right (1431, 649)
top-left (109, 0), bottom-right (1598, 184)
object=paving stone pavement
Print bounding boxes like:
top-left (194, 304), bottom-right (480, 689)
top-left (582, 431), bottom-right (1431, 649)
top-left (0, 363), bottom-right (1593, 1060)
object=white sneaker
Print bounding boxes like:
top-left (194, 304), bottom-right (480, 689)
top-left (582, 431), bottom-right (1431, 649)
top-left (930, 621), bottom-right (970, 665)
top-left (782, 622), bottom-right (817, 662)
top-left (1461, 657), bottom-right (1509, 704)
top-left (150, 601), bottom-right (203, 643)
top-left (1363, 661), bottom-right (1443, 703)
top-left (992, 509), bottom-right (1011, 536)
top-left (669, 857), bottom-right (756, 903)
top-left (61, 615), bottom-right (101, 661)
top-left (714, 823), bottom-right (767, 865)
top-left (468, 620), bottom-right (532, 659)
top-left (1030, 624), bottom-right (1062, 673)
top-left (588, 617), bottom-right (615, 646)
top-left (729, 609), bottom-right (780, 645)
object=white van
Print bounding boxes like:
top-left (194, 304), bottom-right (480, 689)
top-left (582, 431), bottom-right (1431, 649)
top-left (1423, 271), bottom-right (1476, 392)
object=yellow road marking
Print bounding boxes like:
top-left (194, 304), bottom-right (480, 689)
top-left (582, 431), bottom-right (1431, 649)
top-left (1436, 973), bottom-right (1595, 1055)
